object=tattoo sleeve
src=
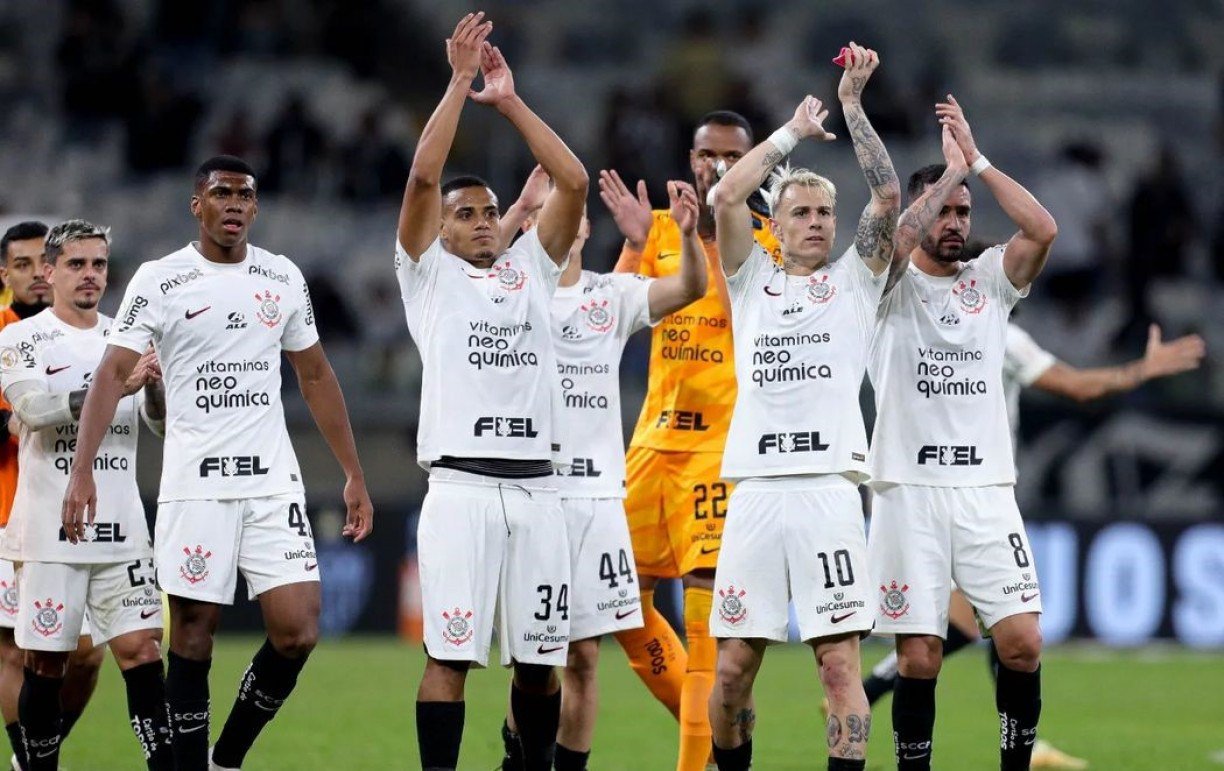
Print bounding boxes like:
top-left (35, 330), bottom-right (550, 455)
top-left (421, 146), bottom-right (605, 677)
top-left (887, 167), bottom-right (966, 292)
top-left (844, 102), bottom-right (900, 267)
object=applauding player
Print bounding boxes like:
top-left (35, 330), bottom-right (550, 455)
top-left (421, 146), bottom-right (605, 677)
top-left (395, 14), bottom-right (587, 771)
top-left (0, 220), bottom-right (171, 770)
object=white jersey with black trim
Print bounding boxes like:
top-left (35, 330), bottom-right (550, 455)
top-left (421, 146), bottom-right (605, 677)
top-left (0, 310), bottom-right (149, 562)
top-left (108, 243), bottom-right (318, 502)
top-left (868, 245), bottom-right (1027, 486)
top-left (721, 244), bottom-right (884, 481)
top-left (397, 230), bottom-right (566, 469)
top-left (550, 270), bottom-right (654, 498)
top-left (1002, 322), bottom-right (1056, 436)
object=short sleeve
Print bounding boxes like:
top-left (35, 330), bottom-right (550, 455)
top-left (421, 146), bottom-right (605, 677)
top-left (0, 324), bottom-right (40, 395)
top-left (610, 273), bottom-right (655, 339)
top-left (281, 262), bottom-right (321, 352)
top-left (395, 237), bottom-right (444, 304)
top-left (839, 244), bottom-right (889, 309)
top-left (725, 242), bottom-right (772, 308)
top-left (976, 245), bottom-right (1027, 310)
top-left (108, 264), bottom-right (163, 354)
top-left (505, 228), bottom-right (565, 292)
top-left (1004, 324), bottom-right (1057, 386)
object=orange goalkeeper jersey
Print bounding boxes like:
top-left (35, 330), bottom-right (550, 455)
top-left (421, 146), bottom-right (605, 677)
top-left (616, 209), bottom-right (780, 453)
top-left (0, 306), bottom-right (21, 527)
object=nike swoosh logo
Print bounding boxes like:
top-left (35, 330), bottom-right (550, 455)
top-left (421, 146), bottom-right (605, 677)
top-left (185, 306), bottom-right (211, 320)
top-left (763, 286), bottom-right (781, 296)
top-left (178, 724), bottom-right (207, 734)
top-left (700, 545), bottom-right (720, 554)
top-left (35, 750), bottom-right (56, 758)
top-left (615, 608), bottom-right (638, 620)
top-left (537, 645), bottom-right (564, 655)
top-left (831, 612), bottom-right (857, 624)
top-left (305, 563), bottom-right (318, 571)
top-left (1021, 592), bottom-right (1039, 603)
top-left (902, 754), bottom-right (930, 760)
top-left (140, 609), bottom-right (159, 619)
top-left (658, 251), bottom-right (678, 260)
top-left (45, 364), bottom-right (71, 375)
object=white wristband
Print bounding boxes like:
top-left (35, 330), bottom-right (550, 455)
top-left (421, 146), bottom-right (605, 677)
top-left (767, 126), bottom-right (800, 157)
top-left (970, 155), bottom-right (992, 176)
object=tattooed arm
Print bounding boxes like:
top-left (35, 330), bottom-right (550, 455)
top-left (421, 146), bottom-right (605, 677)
top-left (885, 124), bottom-right (970, 292)
top-left (712, 96), bottom-right (836, 276)
top-left (837, 42), bottom-right (901, 277)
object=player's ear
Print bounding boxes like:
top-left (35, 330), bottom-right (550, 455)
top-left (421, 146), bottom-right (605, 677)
top-left (769, 217), bottom-right (781, 241)
top-left (189, 194), bottom-right (201, 219)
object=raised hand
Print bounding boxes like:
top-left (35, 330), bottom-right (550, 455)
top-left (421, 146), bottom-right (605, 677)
top-left (668, 181), bottom-right (700, 236)
top-left (941, 123), bottom-right (968, 172)
top-left (837, 42), bottom-right (880, 104)
top-left (1142, 325), bottom-right (1206, 380)
top-left (518, 164), bottom-right (552, 213)
top-left (469, 42), bottom-right (517, 108)
top-left (936, 94), bottom-right (981, 164)
top-left (598, 169), bottom-right (653, 250)
top-left (445, 12), bottom-right (492, 81)
top-left (786, 95), bottom-right (836, 143)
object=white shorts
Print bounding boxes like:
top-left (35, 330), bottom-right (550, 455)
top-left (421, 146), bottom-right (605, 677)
top-left (15, 558), bottom-right (160, 651)
top-left (564, 497), bottom-right (643, 641)
top-left (711, 475), bottom-right (873, 643)
top-left (155, 494), bottom-right (318, 605)
top-left (867, 484), bottom-right (1041, 636)
top-left (0, 556), bottom-right (17, 629)
top-left (418, 470), bottom-right (570, 668)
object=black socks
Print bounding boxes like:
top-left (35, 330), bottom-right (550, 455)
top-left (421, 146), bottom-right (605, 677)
top-left (212, 639), bottom-right (308, 768)
top-left (416, 701), bottom-right (465, 770)
top-left (122, 660), bottom-right (174, 770)
top-left (997, 664), bottom-right (1041, 771)
top-left (893, 676), bottom-right (936, 770)
top-left (165, 652), bottom-right (211, 771)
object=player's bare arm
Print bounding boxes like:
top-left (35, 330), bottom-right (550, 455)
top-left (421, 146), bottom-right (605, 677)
top-left (396, 12), bottom-right (493, 260)
top-left (1034, 324), bottom-right (1206, 403)
top-left (937, 95), bottom-right (1057, 288)
top-left (646, 181), bottom-right (707, 322)
top-left (498, 164), bottom-right (550, 252)
top-left (285, 343), bottom-right (373, 542)
top-left (891, 125), bottom-right (969, 289)
top-left (838, 42), bottom-right (902, 276)
top-left (60, 343), bottom-right (142, 543)
top-left (473, 43), bottom-right (588, 264)
top-left (713, 95), bottom-right (836, 276)
top-left (138, 348), bottom-right (167, 432)
top-left (600, 170), bottom-right (654, 258)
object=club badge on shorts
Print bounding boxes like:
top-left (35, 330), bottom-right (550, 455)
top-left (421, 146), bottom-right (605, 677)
top-left (441, 607), bottom-right (474, 646)
top-left (180, 545), bottom-right (213, 585)
top-left (32, 598), bottom-right (64, 637)
top-left (255, 290), bottom-right (283, 328)
top-left (0, 581), bottom-right (16, 618)
top-left (879, 580), bottom-right (911, 620)
top-left (952, 279), bottom-right (986, 314)
top-left (717, 585), bottom-right (748, 625)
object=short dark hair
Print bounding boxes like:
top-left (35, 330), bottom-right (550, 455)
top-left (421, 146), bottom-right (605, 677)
top-left (441, 175), bottom-right (493, 199)
top-left (1, 221), bottom-right (48, 262)
top-left (195, 155), bottom-right (257, 189)
top-left (695, 110), bottom-right (754, 143)
top-left (907, 163), bottom-right (969, 202)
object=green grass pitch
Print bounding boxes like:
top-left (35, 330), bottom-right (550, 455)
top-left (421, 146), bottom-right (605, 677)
top-left (59, 636), bottom-right (1222, 769)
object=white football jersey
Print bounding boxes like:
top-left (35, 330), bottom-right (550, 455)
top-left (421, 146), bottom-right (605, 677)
top-left (108, 244), bottom-right (317, 501)
top-left (721, 244), bottom-right (884, 481)
top-left (397, 230), bottom-right (565, 468)
top-left (1002, 322), bottom-right (1056, 441)
top-left (550, 270), bottom-right (654, 497)
top-left (0, 310), bottom-right (149, 562)
top-left (868, 245), bottom-right (1026, 486)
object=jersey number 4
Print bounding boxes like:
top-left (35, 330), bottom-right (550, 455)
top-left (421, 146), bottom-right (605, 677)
top-left (288, 503), bottom-right (310, 537)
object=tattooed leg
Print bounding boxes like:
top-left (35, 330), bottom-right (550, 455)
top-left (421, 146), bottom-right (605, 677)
top-left (709, 638), bottom-right (765, 750)
top-left (812, 634), bottom-right (870, 760)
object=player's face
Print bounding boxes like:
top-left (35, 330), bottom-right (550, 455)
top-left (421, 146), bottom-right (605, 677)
top-left (191, 171), bottom-right (258, 249)
top-left (771, 185), bottom-right (836, 265)
top-left (690, 124), bottom-right (752, 199)
top-left (441, 186), bottom-right (500, 264)
top-left (1, 237), bottom-right (51, 306)
top-left (919, 184), bottom-right (972, 263)
top-left (47, 238), bottom-right (108, 310)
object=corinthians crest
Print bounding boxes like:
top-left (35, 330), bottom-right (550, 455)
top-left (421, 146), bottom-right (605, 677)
top-left (180, 545), bottom-right (212, 584)
top-left (255, 290), bottom-right (283, 328)
top-left (806, 274), bottom-right (836, 304)
top-left (879, 580), bottom-right (910, 620)
top-left (441, 608), bottom-right (474, 646)
top-left (489, 261), bottom-right (526, 291)
top-left (951, 279), bottom-right (986, 314)
top-left (0, 581), bottom-right (16, 618)
top-left (32, 598), bottom-right (63, 637)
top-left (717, 585), bottom-right (748, 625)
top-left (581, 300), bottom-right (614, 333)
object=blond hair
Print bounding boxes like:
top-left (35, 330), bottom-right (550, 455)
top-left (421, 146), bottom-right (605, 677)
top-left (767, 164), bottom-right (837, 216)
